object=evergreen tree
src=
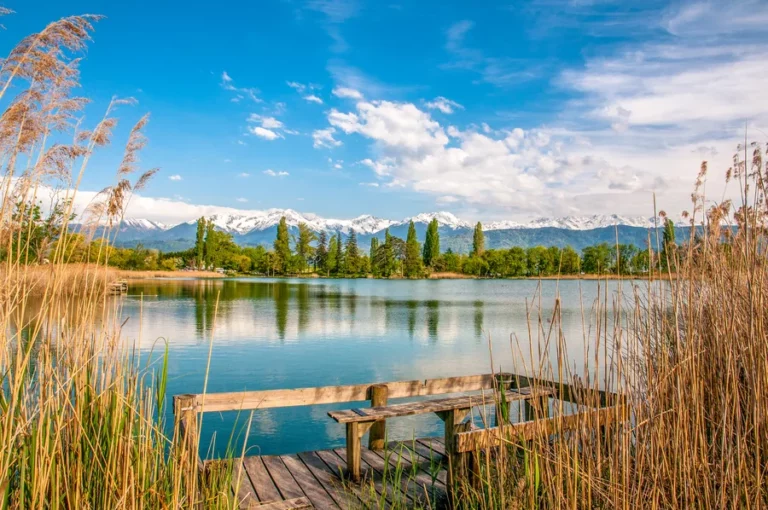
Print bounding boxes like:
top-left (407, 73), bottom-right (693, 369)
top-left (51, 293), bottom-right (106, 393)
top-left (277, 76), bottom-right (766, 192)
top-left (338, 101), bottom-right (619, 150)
top-left (661, 219), bottom-right (676, 270)
top-left (316, 231), bottom-right (328, 274)
top-left (195, 217), bottom-right (205, 269)
top-left (296, 222), bottom-right (316, 273)
top-left (422, 218), bottom-right (440, 267)
top-left (383, 229), bottom-right (395, 277)
top-left (404, 221), bottom-right (423, 277)
top-left (345, 230), bottom-right (360, 275)
top-left (369, 237), bottom-right (380, 276)
top-left (273, 216), bottom-right (291, 274)
top-left (327, 234), bottom-right (338, 275)
top-left (334, 232), bottom-right (344, 275)
top-left (472, 222), bottom-right (485, 256)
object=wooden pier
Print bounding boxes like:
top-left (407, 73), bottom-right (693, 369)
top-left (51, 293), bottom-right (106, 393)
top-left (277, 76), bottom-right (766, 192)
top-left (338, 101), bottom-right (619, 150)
top-left (174, 373), bottom-right (625, 509)
top-left (108, 279), bottom-right (128, 295)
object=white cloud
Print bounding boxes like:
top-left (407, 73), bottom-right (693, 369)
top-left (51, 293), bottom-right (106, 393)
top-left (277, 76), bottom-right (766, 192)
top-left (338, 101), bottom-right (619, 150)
top-left (236, 197), bottom-right (248, 203)
top-left (249, 126), bottom-right (282, 140)
top-left (263, 169), bottom-right (289, 177)
top-left (425, 96), bottom-right (464, 114)
top-left (312, 127), bottom-right (342, 149)
top-left (237, 140), bottom-right (247, 146)
top-left (220, 71), bottom-right (261, 102)
top-left (304, 94), bottom-right (324, 104)
top-left (287, 81), bottom-right (306, 92)
top-left (238, 172), bottom-right (250, 178)
top-left (359, 182), bottom-right (379, 187)
top-left (248, 114), bottom-right (284, 129)
top-left (168, 174), bottom-right (182, 181)
top-left (332, 87), bottom-right (363, 99)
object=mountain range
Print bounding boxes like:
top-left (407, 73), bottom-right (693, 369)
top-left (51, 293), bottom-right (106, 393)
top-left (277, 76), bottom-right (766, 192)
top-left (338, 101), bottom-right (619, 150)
top-left (96, 211), bottom-right (689, 253)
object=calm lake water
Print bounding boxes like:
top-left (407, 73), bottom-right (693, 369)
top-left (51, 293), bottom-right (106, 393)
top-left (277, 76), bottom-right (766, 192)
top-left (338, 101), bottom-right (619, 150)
top-left (120, 277), bottom-right (632, 457)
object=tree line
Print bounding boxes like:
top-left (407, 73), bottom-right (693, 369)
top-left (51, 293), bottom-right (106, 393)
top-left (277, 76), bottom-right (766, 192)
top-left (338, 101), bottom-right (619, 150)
top-left (6, 207), bottom-right (680, 276)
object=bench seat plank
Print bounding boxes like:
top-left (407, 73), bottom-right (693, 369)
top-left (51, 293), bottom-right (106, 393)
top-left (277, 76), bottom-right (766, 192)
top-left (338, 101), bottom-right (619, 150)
top-left (328, 387), bottom-right (553, 423)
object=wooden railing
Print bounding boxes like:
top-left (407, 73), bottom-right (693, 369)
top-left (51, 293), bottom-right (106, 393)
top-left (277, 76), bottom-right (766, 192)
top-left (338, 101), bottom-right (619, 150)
top-left (172, 372), bottom-right (625, 475)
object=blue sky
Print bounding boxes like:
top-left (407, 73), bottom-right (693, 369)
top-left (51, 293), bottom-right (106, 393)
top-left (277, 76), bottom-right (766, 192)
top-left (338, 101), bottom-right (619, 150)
top-left (4, 0), bottom-right (767, 224)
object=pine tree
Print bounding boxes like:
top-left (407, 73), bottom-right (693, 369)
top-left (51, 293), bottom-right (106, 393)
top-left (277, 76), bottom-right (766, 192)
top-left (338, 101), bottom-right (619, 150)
top-left (422, 218), bottom-right (440, 267)
top-left (345, 230), bottom-right (359, 275)
top-left (383, 228), bottom-right (395, 277)
top-left (316, 231), bottom-right (328, 274)
top-left (369, 237), bottom-right (379, 276)
top-left (273, 216), bottom-right (291, 274)
top-left (472, 222), bottom-right (485, 256)
top-left (404, 221), bottom-right (423, 278)
top-left (334, 232), bottom-right (344, 275)
top-left (195, 217), bottom-right (205, 269)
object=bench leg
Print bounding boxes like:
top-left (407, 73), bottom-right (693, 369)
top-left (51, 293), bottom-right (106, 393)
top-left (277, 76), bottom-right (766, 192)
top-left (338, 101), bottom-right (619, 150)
top-left (438, 407), bottom-right (470, 509)
top-left (345, 421), bottom-right (374, 482)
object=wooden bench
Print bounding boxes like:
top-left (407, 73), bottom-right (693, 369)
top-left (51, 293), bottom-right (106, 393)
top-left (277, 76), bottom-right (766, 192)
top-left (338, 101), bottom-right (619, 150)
top-left (328, 386), bottom-right (554, 481)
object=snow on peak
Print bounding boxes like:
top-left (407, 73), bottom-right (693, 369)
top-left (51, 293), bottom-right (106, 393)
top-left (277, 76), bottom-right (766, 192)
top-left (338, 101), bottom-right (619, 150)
top-left (400, 211), bottom-right (472, 230)
top-left (121, 218), bottom-right (168, 230)
top-left (126, 211), bottom-right (683, 236)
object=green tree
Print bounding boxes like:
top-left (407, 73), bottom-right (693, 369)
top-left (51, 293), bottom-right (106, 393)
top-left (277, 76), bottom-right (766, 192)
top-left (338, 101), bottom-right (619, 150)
top-left (472, 222), bottom-right (485, 256)
top-left (382, 229), bottom-right (396, 277)
top-left (334, 232), bottom-right (344, 275)
top-left (203, 220), bottom-right (216, 269)
top-left (661, 219), bottom-right (677, 270)
top-left (404, 221), bottom-right (423, 277)
top-left (422, 218), bottom-right (440, 267)
top-left (344, 230), bottom-right (360, 275)
top-left (561, 246), bottom-right (580, 274)
top-left (581, 243), bottom-right (612, 274)
top-left (273, 216), bottom-right (291, 274)
top-left (442, 249), bottom-right (462, 273)
top-left (526, 246), bottom-right (548, 276)
top-left (327, 234), bottom-right (338, 275)
top-left (316, 231), bottom-right (328, 274)
top-left (369, 237), bottom-right (380, 276)
top-left (195, 217), bottom-right (205, 269)
top-left (296, 222), bottom-right (316, 273)
top-left (505, 247), bottom-right (528, 276)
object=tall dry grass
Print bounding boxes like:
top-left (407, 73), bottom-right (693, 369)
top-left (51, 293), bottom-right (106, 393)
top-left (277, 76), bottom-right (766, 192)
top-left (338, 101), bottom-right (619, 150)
top-left (0, 13), bottom-right (234, 508)
top-left (452, 154), bottom-right (768, 509)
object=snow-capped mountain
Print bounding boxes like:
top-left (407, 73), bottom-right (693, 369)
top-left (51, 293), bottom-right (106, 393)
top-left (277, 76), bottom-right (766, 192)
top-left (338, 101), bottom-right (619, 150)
top-left (120, 218), bottom-right (168, 231)
top-left (128, 210), bottom-right (684, 235)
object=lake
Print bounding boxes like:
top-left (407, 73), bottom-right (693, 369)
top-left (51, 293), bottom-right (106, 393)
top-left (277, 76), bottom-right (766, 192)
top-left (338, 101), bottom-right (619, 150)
top-left (120, 277), bottom-right (632, 457)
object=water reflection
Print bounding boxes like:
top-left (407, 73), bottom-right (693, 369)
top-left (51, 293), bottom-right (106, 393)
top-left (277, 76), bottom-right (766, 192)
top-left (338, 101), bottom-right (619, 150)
top-left (117, 277), bottom-right (634, 456)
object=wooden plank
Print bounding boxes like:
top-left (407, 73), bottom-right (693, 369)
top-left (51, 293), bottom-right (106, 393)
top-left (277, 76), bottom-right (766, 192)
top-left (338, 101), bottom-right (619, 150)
top-left (190, 374), bottom-right (498, 413)
top-left (377, 441), bottom-right (447, 506)
top-left (297, 451), bottom-right (355, 509)
top-left (231, 459), bottom-right (260, 508)
top-left (329, 388), bottom-right (553, 423)
top-left (262, 456), bottom-right (306, 500)
top-left (455, 404), bottom-right (627, 453)
top-left (416, 437), bottom-right (447, 458)
top-left (280, 454), bottom-right (339, 509)
top-left (243, 457), bottom-right (281, 502)
top-left (368, 384), bottom-right (388, 451)
top-left (506, 373), bottom-right (625, 408)
top-left (253, 497), bottom-right (312, 510)
top-left (319, 448), bottom-right (395, 508)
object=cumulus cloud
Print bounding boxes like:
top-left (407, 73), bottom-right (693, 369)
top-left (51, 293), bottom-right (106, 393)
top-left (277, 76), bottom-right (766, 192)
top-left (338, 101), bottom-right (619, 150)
top-left (168, 174), bottom-right (182, 181)
top-left (236, 197), bottom-right (248, 203)
top-left (312, 127), bottom-right (342, 148)
top-left (332, 87), bottom-right (363, 99)
top-left (249, 126), bottom-right (282, 140)
top-left (304, 94), bottom-right (324, 104)
top-left (263, 169), bottom-right (289, 177)
top-left (425, 96), bottom-right (464, 114)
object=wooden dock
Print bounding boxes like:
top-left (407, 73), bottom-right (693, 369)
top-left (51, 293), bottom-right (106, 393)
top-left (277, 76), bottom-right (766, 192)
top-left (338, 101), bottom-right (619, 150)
top-left (174, 373), bottom-right (626, 509)
top-left (231, 437), bottom-right (449, 509)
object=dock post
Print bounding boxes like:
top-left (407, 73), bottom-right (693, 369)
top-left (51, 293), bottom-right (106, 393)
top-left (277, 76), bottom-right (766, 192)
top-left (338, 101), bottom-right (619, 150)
top-left (173, 394), bottom-right (200, 472)
top-left (368, 384), bottom-right (388, 451)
